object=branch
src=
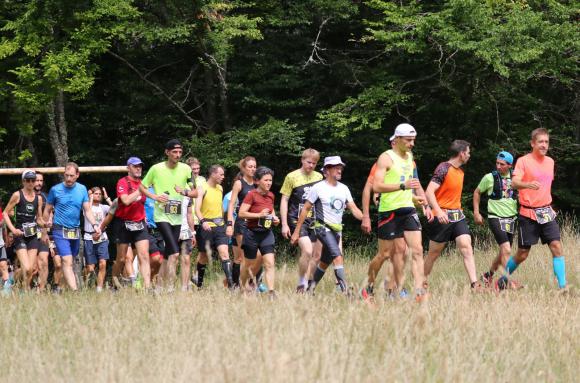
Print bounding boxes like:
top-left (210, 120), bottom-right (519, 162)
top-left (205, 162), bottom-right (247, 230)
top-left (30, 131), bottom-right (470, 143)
top-left (108, 50), bottom-right (201, 130)
top-left (303, 17), bottom-right (331, 69)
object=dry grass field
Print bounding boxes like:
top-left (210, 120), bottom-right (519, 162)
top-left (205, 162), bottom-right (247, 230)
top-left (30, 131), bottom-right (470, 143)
top-left (0, 222), bottom-right (578, 382)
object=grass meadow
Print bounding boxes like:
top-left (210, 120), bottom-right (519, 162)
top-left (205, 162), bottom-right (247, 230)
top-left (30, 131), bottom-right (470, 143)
top-left (0, 222), bottom-right (578, 382)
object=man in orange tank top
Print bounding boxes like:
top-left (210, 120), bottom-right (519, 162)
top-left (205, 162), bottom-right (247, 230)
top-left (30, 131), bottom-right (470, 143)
top-left (424, 140), bottom-right (481, 290)
top-left (496, 128), bottom-right (566, 290)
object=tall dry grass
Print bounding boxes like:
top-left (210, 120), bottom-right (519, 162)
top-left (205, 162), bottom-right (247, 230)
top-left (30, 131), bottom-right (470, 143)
top-left (0, 221), bottom-right (577, 382)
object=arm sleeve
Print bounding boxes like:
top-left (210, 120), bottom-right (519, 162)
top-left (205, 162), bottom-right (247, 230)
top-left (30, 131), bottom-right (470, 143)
top-left (279, 174), bottom-right (293, 197)
top-left (81, 186), bottom-right (89, 203)
top-left (477, 174), bottom-right (493, 194)
top-left (116, 178), bottom-right (129, 197)
top-left (513, 157), bottom-right (525, 177)
top-left (306, 184), bottom-right (319, 204)
top-left (345, 186), bottom-right (354, 203)
top-left (142, 167), bottom-right (154, 188)
top-left (431, 163), bottom-right (450, 185)
top-left (47, 187), bottom-right (56, 205)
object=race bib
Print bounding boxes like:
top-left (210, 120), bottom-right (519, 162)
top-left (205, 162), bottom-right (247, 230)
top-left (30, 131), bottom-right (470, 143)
top-left (63, 228), bottom-right (80, 240)
top-left (164, 200), bottom-right (182, 215)
top-left (447, 209), bottom-right (465, 223)
top-left (124, 221), bottom-right (144, 232)
top-left (179, 228), bottom-right (192, 241)
top-left (22, 222), bottom-right (38, 237)
top-left (534, 207), bottom-right (556, 225)
top-left (258, 216), bottom-right (273, 229)
top-left (499, 217), bottom-right (516, 234)
top-left (298, 203), bottom-right (315, 219)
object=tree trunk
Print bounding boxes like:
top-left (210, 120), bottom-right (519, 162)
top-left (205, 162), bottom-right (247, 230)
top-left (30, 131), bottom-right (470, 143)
top-left (47, 90), bottom-right (69, 166)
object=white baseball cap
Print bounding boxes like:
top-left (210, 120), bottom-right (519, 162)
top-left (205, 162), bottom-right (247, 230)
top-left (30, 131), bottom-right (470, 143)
top-left (389, 123), bottom-right (417, 142)
top-left (321, 156), bottom-right (346, 171)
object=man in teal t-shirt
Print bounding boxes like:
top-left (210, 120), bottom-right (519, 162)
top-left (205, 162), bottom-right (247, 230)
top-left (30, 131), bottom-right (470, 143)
top-left (473, 151), bottom-right (518, 286)
top-left (141, 139), bottom-right (197, 288)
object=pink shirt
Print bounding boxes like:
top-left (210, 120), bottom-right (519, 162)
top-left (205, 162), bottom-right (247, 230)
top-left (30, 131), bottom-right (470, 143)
top-left (513, 153), bottom-right (554, 220)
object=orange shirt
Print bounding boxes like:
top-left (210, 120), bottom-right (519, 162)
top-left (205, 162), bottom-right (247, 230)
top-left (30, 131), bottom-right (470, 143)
top-left (513, 153), bottom-right (554, 220)
top-left (431, 162), bottom-right (464, 210)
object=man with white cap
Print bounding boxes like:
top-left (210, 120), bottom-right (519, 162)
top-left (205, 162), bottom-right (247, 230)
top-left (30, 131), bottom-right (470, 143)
top-left (3, 170), bottom-right (45, 290)
top-left (115, 156), bottom-right (151, 289)
top-left (361, 124), bottom-right (430, 301)
top-left (291, 156), bottom-right (363, 293)
top-left (473, 151), bottom-right (519, 287)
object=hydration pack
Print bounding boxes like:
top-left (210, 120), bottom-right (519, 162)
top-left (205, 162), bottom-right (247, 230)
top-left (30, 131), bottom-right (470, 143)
top-left (489, 170), bottom-right (518, 200)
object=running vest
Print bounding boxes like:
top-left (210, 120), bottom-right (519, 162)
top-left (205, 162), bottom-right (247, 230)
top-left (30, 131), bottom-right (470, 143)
top-left (14, 190), bottom-right (38, 229)
top-left (378, 150), bottom-right (414, 212)
top-left (236, 178), bottom-right (255, 212)
top-left (201, 184), bottom-right (223, 227)
top-left (489, 170), bottom-right (518, 200)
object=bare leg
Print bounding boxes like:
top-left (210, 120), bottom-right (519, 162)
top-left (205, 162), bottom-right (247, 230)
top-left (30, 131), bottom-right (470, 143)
top-left (456, 234), bottom-right (477, 284)
top-left (61, 256), bottom-right (78, 290)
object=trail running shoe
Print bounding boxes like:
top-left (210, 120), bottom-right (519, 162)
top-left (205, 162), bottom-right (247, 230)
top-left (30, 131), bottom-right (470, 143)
top-left (480, 272), bottom-right (494, 288)
top-left (496, 276), bottom-right (509, 291)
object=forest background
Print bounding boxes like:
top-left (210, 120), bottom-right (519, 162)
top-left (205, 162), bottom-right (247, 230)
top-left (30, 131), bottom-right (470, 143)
top-left (0, 1), bottom-right (578, 232)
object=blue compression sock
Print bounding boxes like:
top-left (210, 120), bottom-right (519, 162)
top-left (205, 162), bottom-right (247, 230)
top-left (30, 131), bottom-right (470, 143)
top-left (552, 257), bottom-right (566, 289)
top-left (505, 257), bottom-right (519, 275)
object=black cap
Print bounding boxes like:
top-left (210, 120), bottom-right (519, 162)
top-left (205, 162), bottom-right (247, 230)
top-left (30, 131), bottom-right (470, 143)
top-left (165, 139), bottom-right (182, 150)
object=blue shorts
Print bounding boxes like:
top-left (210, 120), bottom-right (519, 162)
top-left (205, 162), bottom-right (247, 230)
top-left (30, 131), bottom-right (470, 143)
top-left (84, 239), bottom-right (110, 265)
top-left (53, 226), bottom-right (81, 257)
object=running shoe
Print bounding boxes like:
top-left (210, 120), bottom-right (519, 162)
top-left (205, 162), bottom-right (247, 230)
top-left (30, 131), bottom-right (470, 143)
top-left (496, 276), bottom-right (509, 291)
top-left (295, 284), bottom-right (305, 294)
top-left (399, 288), bottom-right (409, 299)
top-left (359, 286), bottom-right (373, 301)
top-left (480, 272), bottom-right (494, 288)
top-left (258, 283), bottom-right (267, 293)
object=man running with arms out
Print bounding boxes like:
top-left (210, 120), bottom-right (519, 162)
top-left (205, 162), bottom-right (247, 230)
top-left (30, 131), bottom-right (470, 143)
top-left (497, 129), bottom-right (567, 290)
top-left (42, 163), bottom-right (101, 291)
top-left (280, 148), bottom-right (323, 293)
top-left (195, 165), bottom-right (234, 289)
top-left (291, 156), bottom-right (363, 294)
top-left (473, 151), bottom-right (519, 287)
top-left (362, 124), bottom-right (430, 301)
top-left (141, 140), bottom-right (197, 289)
top-left (423, 140), bottom-right (480, 289)
top-left (3, 170), bottom-right (45, 290)
top-left (115, 157), bottom-right (151, 289)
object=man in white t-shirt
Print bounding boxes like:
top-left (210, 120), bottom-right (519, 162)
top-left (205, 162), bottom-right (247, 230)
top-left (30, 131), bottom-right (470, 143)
top-left (291, 156), bottom-right (363, 293)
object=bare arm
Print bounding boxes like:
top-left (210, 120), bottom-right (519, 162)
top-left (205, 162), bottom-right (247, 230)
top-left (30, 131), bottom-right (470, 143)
top-left (83, 201), bottom-right (101, 236)
top-left (290, 200), bottom-right (312, 245)
top-left (347, 201), bottom-right (363, 221)
top-left (425, 181), bottom-right (448, 224)
top-left (279, 195), bottom-right (291, 238)
top-left (238, 203), bottom-right (269, 219)
top-left (361, 181), bottom-right (372, 234)
top-left (227, 181), bottom-right (241, 224)
top-left (512, 174), bottom-right (540, 190)
top-left (473, 188), bottom-right (484, 225)
top-left (3, 192), bottom-right (21, 235)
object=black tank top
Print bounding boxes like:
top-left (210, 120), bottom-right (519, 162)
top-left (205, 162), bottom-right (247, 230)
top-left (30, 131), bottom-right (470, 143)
top-left (236, 177), bottom-right (256, 212)
top-left (14, 190), bottom-right (38, 229)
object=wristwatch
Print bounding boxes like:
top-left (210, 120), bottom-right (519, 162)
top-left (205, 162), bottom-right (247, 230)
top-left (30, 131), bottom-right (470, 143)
top-left (399, 183), bottom-right (406, 191)
top-left (227, 220), bottom-right (233, 226)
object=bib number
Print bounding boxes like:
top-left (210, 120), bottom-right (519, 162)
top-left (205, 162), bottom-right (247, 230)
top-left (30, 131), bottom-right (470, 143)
top-left (258, 216), bottom-right (273, 229)
top-left (179, 229), bottom-right (192, 241)
top-left (22, 222), bottom-right (38, 238)
top-left (447, 209), bottom-right (465, 223)
top-left (164, 200), bottom-right (182, 215)
top-left (63, 228), bottom-right (80, 240)
top-left (125, 221), bottom-right (144, 232)
top-left (499, 218), bottom-right (516, 234)
top-left (534, 207), bottom-right (556, 225)
top-left (298, 203), bottom-right (315, 219)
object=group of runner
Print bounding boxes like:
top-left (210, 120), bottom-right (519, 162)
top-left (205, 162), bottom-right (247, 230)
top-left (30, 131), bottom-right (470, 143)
top-left (0, 127), bottom-right (568, 297)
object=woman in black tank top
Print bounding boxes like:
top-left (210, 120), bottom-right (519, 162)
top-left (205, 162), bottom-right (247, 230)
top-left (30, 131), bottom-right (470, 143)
top-left (3, 170), bottom-right (45, 290)
top-left (226, 156), bottom-right (257, 287)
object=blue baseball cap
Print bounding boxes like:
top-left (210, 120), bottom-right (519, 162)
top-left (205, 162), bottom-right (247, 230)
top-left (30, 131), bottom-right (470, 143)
top-left (127, 157), bottom-right (144, 166)
top-left (497, 151), bottom-right (513, 165)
